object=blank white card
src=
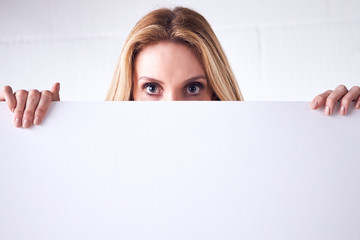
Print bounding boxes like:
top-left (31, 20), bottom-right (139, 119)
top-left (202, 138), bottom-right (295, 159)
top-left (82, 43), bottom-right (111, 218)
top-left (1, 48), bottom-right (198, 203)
top-left (0, 102), bottom-right (359, 240)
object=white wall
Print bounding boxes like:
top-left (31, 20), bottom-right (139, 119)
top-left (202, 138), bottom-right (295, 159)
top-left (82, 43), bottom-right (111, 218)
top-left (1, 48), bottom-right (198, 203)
top-left (0, 0), bottom-right (359, 100)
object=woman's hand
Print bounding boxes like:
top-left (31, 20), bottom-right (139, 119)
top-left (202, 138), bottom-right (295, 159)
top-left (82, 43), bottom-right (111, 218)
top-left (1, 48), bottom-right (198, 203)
top-left (0, 83), bottom-right (60, 128)
top-left (311, 85), bottom-right (360, 115)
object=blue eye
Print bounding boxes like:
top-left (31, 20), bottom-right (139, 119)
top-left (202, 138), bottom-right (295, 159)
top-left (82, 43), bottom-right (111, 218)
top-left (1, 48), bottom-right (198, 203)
top-left (143, 83), bottom-right (160, 95)
top-left (147, 85), bottom-right (157, 93)
top-left (186, 83), bottom-right (203, 95)
top-left (188, 85), bottom-right (198, 93)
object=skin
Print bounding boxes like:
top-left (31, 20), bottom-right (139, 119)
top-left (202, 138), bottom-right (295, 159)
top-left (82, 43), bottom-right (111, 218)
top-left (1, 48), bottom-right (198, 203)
top-left (310, 85), bottom-right (360, 115)
top-left (133, 41), bottom-right (212, 101)
top-left (0, 83), bottom-right (60, 128)
top-left (0, 41), bottom-right (360, 128)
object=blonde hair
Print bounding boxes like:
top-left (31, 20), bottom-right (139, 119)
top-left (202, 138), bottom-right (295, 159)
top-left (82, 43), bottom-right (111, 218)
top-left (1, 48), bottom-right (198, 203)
top-left (106, 6), bottom-right (244, 101)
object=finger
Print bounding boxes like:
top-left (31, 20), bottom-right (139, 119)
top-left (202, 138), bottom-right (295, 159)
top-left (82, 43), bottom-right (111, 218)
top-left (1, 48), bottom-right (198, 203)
top-left (325, 85), bottom-right (348, 115)
top-left (50, 82), bottom-right (60, 101)
top-left (13, 90), bottom-right (28, 128)
top-left (22, 89), bottom-right (41, 128)
top-left (356, 95), bottom-right (360, 109)
top-left (0, 86), bottom-right (17, 112)
top-left (340, 86), bottom-right (360, 115)
top-left (311, 90), bottom-right (333, 110)
top-left (33, 90), bottom-right (53, 125)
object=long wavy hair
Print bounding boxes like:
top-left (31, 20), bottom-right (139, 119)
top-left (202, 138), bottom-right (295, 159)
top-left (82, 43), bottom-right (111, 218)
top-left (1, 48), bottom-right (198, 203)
top-left (106, 6), bottom-right (243, 101)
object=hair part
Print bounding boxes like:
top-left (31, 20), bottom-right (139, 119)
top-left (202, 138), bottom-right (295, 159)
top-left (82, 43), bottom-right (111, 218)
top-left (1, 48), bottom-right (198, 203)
top-left (106, 7), bottom-right (244, 101)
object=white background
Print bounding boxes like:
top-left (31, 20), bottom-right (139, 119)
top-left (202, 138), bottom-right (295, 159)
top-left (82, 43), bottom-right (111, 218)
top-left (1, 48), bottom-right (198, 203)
top-left (0, 0), bottom-right (359, 101)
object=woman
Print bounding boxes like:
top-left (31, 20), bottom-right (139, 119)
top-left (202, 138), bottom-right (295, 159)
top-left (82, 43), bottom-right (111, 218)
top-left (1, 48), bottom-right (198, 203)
top-left (1, 7), bottom-right (360, 128)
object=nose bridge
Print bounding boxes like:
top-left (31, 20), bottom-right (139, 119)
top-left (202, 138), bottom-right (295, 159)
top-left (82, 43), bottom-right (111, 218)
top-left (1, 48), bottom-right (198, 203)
top-left (163, 89), bottom-right (182, 101)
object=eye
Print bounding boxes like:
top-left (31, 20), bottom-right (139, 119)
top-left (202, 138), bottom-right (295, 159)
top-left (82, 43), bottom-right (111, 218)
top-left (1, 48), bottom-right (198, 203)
top-left (185, 82), bottom-right (204, 95)
top-left (143, 83), bottom-right (161, 95)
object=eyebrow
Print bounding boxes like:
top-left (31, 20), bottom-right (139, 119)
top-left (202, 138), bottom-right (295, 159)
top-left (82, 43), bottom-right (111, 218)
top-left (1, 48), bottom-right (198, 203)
top-left (138, 75), bottom-right (207, 85)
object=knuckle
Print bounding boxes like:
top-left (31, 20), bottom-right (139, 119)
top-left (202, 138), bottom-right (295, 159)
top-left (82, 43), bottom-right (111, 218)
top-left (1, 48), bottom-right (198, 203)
top-left (35, 107), bottom-right (46, 116)
top-left (29, 89), bottom-right (40, 97)
top-left (41, 90), bottom-right (52, 100)
top-left (350, 86), bottom-right (360, 92)
top-left (326, 97), bottom-right (336, 104)
top-left (316, 95), bottom-right (324, 101)
top-left (23, 110), bottom-right (35, 118)
top-left (16, 89), bottom-right (28, 97)
top-left (3, 85), bottom-right (13, 93)
top-left (341, 98), bottom-right (350, 105)
top-left (337, 85), bottom-right (347, 91)
top-left (13, 109), bottom-right (24, 117)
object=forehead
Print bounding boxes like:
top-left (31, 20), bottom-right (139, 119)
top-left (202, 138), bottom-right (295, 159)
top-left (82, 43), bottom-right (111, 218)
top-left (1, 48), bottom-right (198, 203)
top-left (133, 41), bottom-right (205, 81)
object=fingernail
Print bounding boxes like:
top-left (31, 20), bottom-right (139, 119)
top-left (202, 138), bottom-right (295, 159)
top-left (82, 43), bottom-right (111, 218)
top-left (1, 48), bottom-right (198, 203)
top-left (356, 102), bottom-right (360, 109)
top-left (11, 108), bottom-right (15, 113)
top-left (311, 101), bottom-right (318, 109)
top-left (34, 117), bottom-right (41, 125)
top-left (340, 106), bottom-right (346, 115)
top-left (325, 106), bottom-right (331, 115)
top-left (15, 118), bottom-right (22, 128)
top-left (23, 119), bottom-right (31, 128)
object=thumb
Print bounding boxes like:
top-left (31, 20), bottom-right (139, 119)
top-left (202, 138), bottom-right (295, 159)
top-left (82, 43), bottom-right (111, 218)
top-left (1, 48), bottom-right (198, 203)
top-left (51, 82), bottom-right (60, 101)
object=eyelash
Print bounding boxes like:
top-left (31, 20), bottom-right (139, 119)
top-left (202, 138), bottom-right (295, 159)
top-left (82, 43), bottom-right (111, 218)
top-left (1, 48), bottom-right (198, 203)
top-left (185, 82), bottom-right (204, 95)
top-left (143, 83), bottom-right (162, 96)
top-left (142, 82), bottom-right (205, 96)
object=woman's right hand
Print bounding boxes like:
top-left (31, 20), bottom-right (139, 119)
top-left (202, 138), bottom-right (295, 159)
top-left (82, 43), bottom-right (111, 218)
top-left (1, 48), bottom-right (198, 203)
top-left (0, 82), bottom-right (60, 128)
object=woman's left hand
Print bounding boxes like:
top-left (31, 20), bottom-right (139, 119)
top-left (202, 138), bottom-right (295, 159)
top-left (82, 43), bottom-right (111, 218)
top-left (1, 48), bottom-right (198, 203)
top-left (311, 85), bottom-right (360, 115)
